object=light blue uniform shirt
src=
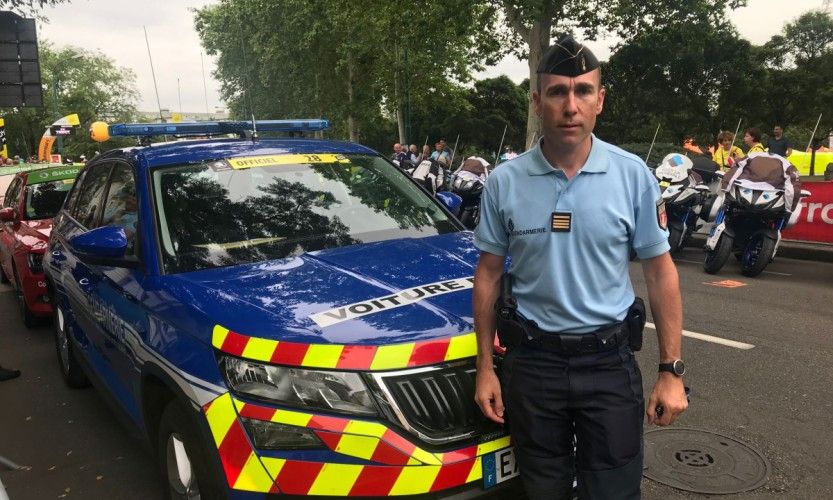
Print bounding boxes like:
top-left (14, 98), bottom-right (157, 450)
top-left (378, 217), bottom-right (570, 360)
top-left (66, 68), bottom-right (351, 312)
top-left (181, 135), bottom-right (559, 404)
top-left (475, 136), bottom-right (669, 333)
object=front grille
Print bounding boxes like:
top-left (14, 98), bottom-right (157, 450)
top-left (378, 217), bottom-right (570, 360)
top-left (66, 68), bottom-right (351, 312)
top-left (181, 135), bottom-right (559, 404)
top-left (373, 361), bottom-right (500, 446)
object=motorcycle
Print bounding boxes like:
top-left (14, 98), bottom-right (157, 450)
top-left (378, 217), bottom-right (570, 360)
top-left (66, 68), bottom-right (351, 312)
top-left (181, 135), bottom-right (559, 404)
top-left (447, 157), bottom-right (491, 229)
top-left (654, 154), bottom-right (714, 253)
top-left (408, 158), bottom-right (448, 196)
top-left (701, 153), bottom-right (810, 277)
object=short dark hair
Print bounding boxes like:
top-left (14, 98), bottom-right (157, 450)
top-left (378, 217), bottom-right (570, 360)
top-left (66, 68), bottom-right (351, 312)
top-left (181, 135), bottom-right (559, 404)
top-left (745, 127), bottom-right (762, 142)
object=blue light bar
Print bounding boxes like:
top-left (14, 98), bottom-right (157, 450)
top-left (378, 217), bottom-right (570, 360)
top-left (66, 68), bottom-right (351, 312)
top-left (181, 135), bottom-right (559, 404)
top-left (107, 119), bottom-right (329, 137)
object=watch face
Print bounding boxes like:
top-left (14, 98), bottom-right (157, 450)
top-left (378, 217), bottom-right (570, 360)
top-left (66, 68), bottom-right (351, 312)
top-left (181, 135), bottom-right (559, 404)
top-left (672, 359), bottom-right (686, 376)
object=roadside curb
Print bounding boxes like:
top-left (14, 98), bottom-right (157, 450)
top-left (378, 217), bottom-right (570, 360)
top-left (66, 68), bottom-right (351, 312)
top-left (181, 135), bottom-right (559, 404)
top-left (688, 234), bottom-right (833, 263)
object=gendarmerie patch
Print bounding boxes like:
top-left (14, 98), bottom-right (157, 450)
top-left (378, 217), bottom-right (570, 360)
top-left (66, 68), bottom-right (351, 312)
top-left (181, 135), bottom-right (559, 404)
top-left (551, 211), bottom-right (572, 232)
top-left (656, 198), bottom-right (668, 230)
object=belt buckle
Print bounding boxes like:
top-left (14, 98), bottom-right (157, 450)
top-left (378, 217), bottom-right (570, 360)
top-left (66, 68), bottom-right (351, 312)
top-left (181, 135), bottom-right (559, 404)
top-left (559, 334), bottom-right (583, 355)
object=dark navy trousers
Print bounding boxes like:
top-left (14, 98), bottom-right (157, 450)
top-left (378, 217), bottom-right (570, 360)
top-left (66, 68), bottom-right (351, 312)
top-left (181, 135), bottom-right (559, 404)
top-left (501, 342), bottom-right (645, 500)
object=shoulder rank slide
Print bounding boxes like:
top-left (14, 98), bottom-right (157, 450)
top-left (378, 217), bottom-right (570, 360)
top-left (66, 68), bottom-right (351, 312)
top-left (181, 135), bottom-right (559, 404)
top-left (551, 211), bottom-right (572, 232)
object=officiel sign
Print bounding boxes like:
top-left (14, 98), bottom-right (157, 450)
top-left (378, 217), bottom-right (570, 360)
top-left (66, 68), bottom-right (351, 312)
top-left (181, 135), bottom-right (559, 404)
top-left (310, 277), bottom-right (474, 327)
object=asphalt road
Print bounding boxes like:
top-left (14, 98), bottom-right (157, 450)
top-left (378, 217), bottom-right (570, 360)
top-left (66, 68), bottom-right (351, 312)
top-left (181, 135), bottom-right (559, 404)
top-left (1, 245), bottom-right (832, 499)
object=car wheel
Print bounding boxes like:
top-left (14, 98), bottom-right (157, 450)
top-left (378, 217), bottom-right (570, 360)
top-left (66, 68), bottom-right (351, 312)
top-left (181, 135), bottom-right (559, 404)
top-left (53, 303), bottom-right (89, 388)
top-left (158, 399), bottom-right (225, 500)
top-left (13, 270), bottom-right (37, 328)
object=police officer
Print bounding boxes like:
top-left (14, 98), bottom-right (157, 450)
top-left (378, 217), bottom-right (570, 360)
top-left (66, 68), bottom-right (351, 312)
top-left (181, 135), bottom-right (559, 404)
top-left (472, 35), bottom-right (688, 499)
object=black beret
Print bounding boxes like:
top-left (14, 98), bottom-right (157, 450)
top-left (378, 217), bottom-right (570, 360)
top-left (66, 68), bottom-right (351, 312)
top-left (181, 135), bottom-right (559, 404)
top-left (537, 34), bottom-right (600, 77)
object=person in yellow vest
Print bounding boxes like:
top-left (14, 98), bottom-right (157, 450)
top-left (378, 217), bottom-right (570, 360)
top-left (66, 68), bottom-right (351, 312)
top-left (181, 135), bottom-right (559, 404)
top-left (712, 131), bottom-right (744, 170)
top-left (743, 127), bottom-right (766, 154)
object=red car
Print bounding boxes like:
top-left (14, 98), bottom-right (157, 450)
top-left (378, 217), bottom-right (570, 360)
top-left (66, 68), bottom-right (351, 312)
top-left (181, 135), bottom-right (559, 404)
top-left (0, 165), bottom-right (80, 326)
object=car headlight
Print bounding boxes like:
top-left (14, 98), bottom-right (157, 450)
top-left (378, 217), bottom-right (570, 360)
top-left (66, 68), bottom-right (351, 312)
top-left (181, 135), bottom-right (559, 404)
top-left (220, 356), bottom-right (378, 416)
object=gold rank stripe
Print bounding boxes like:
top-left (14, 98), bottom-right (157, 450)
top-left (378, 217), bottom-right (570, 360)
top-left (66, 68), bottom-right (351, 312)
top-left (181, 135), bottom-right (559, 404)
top-left (212, 324), bottom-right (478, 371)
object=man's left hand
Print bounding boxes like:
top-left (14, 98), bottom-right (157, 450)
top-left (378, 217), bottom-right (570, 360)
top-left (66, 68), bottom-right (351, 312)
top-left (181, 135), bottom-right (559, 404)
top-left (647, 373), bottom-right (688, 426)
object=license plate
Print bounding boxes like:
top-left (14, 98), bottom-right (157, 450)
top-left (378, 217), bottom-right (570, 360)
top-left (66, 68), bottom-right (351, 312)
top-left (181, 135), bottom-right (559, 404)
top-left (482, 447), bottom-right (520, 489)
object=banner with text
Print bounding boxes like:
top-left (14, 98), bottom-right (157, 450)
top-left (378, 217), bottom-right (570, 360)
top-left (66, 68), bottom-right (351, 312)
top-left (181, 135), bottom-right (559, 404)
top-left (783, 181), bottom-right (833, 244)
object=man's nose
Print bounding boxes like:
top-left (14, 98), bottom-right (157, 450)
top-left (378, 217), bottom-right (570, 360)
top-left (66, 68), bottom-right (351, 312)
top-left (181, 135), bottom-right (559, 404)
top-left (563, 92), bottom-right (578, 115)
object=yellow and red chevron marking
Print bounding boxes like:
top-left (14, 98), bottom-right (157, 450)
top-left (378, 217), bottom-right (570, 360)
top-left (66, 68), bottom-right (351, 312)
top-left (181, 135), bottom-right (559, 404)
top-left (203, 393), bottom-right (513, 496)
top-left (203, 393), bottom-right (278, 493)
top-left (233, 397), bottom-right (511, 467)
top-left (212, 325), bottom-right (477, 370)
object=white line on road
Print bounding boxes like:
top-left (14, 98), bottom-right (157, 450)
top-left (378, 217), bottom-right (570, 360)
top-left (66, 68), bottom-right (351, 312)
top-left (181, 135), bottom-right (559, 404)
top-left (673, 259), bottom-right (791, 276)
top-left (645, 322), bottom-right (755, 350)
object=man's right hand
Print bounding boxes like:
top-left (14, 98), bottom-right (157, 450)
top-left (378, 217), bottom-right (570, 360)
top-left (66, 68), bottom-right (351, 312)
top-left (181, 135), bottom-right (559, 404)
top-left (474, 366), bottom-right (505, 424)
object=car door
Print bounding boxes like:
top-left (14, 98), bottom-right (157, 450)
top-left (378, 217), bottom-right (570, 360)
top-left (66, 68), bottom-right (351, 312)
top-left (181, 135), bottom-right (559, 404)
top-left (84, 161), bottom-right (148, 419)
top-left (0, 177), bottom-right (22, 280)
top-left (56, 162), bottom-right (113, 377)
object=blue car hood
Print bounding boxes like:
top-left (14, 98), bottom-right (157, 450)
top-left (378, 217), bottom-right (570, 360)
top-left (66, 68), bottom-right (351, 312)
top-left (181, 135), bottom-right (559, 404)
top-left (163, 232), bottom-right (481, 345)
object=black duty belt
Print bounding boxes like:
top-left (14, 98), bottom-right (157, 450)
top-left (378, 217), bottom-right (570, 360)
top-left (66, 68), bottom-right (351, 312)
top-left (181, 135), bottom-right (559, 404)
top-left (522, 322), bottom-right (629, 356)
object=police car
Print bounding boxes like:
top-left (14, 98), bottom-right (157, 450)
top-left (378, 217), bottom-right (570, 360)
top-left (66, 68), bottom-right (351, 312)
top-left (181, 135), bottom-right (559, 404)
top-left (44, 120), bottom-right (521, 498)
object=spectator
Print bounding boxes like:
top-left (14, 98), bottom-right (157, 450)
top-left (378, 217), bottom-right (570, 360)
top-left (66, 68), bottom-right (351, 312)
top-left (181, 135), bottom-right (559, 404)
top-left (682, 136), bottom-right (705, 156)
top-left (743, 128), bottom-right (765, 154)
top-left (430, 142), bottom-right (451, 166)
top-left (408, 144), bottom-right (419, 163)
top-left (766, 125), bottom-right (792, 158)
top-left (0, 364), bottom-right (20, 381)
top-left (439, 138), bottom-right (454, 158)
top-left (390, 143), bottom-right (408, 167)
top-left (417, 144), bottom-right (431, 164)
top-left (712, 131), bottom-right (744, 171)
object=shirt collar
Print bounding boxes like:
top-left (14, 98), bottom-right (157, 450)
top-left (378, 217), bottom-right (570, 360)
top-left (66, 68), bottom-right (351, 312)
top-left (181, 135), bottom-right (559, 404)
top-left (527, 134), bottom-right (608, 176)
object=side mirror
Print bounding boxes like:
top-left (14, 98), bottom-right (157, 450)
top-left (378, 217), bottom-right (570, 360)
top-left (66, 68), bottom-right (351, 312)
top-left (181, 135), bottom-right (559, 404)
top-left (435, 191), bottom-right (462, 216)
top-left (0, 207), bottom-right (17, 222)
top-left (69, 225), bottom-right (138, 268)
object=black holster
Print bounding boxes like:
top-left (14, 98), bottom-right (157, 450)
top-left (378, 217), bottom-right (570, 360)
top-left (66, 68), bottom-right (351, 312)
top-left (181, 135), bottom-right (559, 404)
top-left (494, 274), bottom-right (528, 348)
top-left (626, 297), bottom-right (646, 351)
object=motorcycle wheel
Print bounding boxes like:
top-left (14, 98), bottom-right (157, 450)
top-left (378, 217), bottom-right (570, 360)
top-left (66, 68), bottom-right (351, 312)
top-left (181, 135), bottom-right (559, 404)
top-left (703, 233), bottom-right (733, 274)
top-left (740, 231), bottom-right (776, 277)
top-left (668, 224), bottom-right (685, 253)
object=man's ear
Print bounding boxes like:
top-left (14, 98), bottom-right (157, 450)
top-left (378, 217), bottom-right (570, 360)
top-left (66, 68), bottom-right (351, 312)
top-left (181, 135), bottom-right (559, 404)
top-left (596, 87), bottom-right (606, 115)
top-left (532, 89), bottom-right (541, 117)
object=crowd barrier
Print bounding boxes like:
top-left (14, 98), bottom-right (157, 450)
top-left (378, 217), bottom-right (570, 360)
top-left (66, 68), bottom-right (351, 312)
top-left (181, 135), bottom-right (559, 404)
top-left (783, 180), bottom-right (833, 244)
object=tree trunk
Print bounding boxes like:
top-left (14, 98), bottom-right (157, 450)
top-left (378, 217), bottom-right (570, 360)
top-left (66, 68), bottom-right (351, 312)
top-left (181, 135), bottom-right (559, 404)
top-left (347, 61), bottom-right (358, 142)
top-left (526, 18), bottom-right (553, 149)
top-left (394, 73), bottom-right (406, 144)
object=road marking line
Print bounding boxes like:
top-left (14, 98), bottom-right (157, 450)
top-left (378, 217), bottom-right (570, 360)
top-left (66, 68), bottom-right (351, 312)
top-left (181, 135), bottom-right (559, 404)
top-left (674, 259), bottom-right (791, 276)
top-left (646, 322), bottom-right (755, 350)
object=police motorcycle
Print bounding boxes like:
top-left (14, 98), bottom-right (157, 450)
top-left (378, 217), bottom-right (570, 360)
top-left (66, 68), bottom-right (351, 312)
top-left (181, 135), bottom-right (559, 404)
top-left (447, 156), bottom-right (491, 229)
top-left (654, 153), bottom-right (713, 253)
top-left (701, 153), bottom-right (810, 277)
top-left (408, 157), bottom-right (449, 197)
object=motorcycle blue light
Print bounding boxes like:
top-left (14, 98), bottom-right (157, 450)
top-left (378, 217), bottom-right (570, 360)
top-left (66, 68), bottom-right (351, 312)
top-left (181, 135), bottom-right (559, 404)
top-left (108, 119), bottom-right (329, 137)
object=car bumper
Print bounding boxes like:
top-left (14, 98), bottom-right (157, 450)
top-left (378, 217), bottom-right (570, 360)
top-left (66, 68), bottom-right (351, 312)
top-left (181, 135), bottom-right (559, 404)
top-left (204, 393), bottom-right (518, 498)
top-left (21, 272), bottom-right (52, 316)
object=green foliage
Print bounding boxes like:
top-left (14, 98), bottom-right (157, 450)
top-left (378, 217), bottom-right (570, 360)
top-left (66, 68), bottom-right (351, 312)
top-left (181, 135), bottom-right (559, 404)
top-left (0, 0), bottom-right (67, 15)
top-left (616, 142), bottom-right (688, 167)
top-left (2, 43), bottom-right (139, 160)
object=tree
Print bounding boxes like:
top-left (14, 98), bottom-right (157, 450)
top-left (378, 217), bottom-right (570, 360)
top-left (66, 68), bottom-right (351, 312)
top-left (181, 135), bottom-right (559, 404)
top-left (490, 0), bottom-right (747, 145)
top-left (0, 0), bottom-right (67, 15)
top-left (599, 21), bottom-right (765, 147)
top-left (2, 44), bottom-right (139, 159)
top-left (783, 10), bottom-right (833, 62)
top-left (195, 0), bottom-right (499, 145)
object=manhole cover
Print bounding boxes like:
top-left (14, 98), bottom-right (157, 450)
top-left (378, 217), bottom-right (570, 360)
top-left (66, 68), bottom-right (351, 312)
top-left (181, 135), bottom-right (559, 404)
top-left (643, 427), bottom-right (770, 494)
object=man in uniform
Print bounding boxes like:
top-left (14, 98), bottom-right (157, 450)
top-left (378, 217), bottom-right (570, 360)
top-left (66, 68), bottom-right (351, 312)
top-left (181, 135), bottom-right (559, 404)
top-left (472, 35), bottom-right (688, 499)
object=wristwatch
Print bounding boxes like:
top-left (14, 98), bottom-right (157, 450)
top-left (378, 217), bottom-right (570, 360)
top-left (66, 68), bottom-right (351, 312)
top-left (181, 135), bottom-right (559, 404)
top-left (658, 359), bottom-right (686, 377)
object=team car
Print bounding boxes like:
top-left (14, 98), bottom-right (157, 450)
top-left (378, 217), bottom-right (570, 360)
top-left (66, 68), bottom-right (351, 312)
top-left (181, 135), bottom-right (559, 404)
top-left (44, 120), bottom-right (521, 499)
top-left (1, 164), bottom-right (81, 326)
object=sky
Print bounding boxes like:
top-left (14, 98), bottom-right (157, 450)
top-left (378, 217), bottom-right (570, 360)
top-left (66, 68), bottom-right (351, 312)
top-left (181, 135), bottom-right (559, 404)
top-left (34, 0), bottom-right (828, 113)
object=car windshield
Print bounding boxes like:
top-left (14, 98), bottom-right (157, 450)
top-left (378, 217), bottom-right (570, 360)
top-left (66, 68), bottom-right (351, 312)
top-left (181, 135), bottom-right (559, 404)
top-left (24, 180), bottom-right (73, 220)
top-left (152, 153), bottom-right (458, 273)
